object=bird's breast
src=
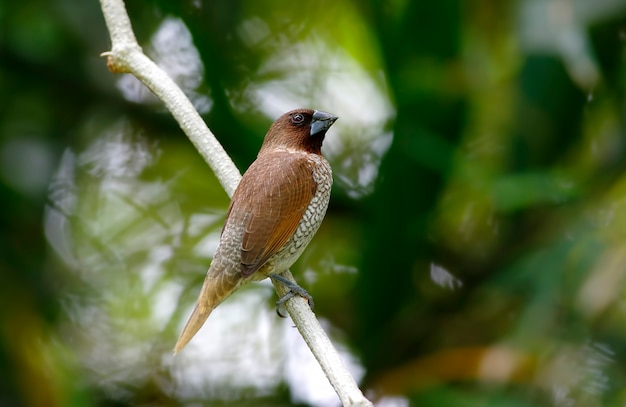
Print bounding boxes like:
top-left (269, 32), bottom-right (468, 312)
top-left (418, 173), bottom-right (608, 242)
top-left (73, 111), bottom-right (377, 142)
top-left (269, 154), bottom-right (332, 274)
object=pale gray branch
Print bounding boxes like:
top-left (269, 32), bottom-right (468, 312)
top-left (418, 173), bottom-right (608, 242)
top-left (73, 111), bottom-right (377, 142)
top-left (100, 0), bottom-right (240, 197)
top-left (98, 0), bottom-right (372, 405)
top-left (272, 272), bottom-right (374, 406)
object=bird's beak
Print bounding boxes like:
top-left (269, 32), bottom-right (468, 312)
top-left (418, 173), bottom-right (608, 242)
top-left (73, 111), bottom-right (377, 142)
top-left (310, 110), bottom-right (338, 136)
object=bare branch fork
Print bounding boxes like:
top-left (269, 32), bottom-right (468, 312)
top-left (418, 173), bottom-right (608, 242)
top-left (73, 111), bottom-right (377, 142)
top-left (98, 0), bottom-right (372, 405)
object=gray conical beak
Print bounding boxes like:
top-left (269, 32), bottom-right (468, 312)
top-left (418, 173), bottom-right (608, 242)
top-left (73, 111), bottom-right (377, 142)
top-left (310, 110), bottom-right (338, 136)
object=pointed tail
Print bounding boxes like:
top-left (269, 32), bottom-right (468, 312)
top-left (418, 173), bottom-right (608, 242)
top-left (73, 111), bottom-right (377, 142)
top-left (174, 269), bottom-right (241, 354)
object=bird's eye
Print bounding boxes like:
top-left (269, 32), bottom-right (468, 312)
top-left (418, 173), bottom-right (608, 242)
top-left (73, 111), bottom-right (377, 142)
top-left (290, 113), bottom-right (305, 125)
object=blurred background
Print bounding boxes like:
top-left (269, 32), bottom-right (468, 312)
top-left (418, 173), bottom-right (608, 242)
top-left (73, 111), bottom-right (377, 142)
top-left (2, 0), bottom-right (626, 405)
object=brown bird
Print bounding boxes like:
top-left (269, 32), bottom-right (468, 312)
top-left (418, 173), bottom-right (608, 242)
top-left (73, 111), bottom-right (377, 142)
top-left (174, 108), bottom-right (338, 353)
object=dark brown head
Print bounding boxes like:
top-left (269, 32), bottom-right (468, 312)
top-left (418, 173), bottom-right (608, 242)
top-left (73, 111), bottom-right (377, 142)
top-left (260, 108), bottom-right (338, 155)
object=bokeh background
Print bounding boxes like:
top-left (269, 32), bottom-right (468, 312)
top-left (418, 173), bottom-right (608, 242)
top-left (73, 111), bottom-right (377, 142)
top-left (2, 0), bottom-right (626, 405)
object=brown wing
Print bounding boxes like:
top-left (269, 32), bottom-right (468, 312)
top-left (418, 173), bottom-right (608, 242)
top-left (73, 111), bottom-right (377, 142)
top-left (225, 152), bottom-right (317, 277)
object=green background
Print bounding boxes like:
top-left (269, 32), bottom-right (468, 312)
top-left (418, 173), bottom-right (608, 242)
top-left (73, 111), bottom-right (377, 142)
top-left (2, 0), bottom-right (626, 405)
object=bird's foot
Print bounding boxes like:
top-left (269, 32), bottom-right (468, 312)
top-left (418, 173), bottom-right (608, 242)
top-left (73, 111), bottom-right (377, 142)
top-left (269, 274), bottom-right (314, 318)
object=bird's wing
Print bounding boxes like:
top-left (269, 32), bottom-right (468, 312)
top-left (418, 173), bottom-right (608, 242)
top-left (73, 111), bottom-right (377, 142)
top-left (226, 152), bottom-right (317, 277)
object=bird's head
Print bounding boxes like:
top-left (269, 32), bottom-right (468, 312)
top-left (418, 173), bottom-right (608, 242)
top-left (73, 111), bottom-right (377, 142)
top-left (260, 108), bottom-right (338, 155)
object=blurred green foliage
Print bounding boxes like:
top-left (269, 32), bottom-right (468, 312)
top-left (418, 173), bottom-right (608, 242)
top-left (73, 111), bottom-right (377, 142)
top-left (2, 0), bottom-right (626, 406)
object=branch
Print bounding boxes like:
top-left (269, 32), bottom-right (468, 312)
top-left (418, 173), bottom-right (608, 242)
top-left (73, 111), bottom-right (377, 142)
top-left (98, 0), bottom-right (372, 405)
top-left (271, 272), bottom-right (373, 406)
top-left (99, 0), bottom-right (240, 197)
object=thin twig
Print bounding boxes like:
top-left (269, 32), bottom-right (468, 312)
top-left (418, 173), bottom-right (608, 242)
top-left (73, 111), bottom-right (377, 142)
top-left (98, 0), bottom-right (372, 405)
top-left (100, 0), bottom-right (240, 197)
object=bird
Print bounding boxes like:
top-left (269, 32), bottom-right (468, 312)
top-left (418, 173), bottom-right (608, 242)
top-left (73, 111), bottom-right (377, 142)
top-left (174, 108), bottom-right (338, 354)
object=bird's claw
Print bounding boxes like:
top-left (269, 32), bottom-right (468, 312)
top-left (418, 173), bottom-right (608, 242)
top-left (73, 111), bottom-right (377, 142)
top-left (270, 274), bottom-right (314, 318)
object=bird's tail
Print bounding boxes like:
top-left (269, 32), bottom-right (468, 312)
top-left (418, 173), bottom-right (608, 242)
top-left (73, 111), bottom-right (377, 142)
top-left (173, 269), bottom-right (241, 354)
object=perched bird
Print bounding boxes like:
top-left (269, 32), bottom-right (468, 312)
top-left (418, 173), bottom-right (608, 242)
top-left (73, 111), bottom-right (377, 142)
top-left (174, 108), bottom-right (338, 353)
